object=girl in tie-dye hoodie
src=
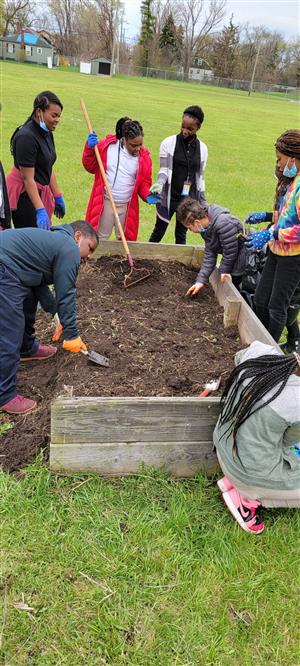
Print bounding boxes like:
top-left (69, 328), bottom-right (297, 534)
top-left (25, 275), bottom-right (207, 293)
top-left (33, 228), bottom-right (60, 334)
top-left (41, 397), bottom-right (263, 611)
top-left (250, 129), bottom-right (300, 342)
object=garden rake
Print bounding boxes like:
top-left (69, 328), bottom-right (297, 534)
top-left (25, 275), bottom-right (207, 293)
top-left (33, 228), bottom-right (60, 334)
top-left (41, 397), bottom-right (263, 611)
top-left (80, 98), bottom-right (152, 289)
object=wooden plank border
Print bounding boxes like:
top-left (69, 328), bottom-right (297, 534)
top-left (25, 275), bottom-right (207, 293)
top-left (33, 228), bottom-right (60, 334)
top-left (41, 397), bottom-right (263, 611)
top-left (50, 397), bottom-right (220, 477)
top-left (50, 240), bottom-right (280, 477)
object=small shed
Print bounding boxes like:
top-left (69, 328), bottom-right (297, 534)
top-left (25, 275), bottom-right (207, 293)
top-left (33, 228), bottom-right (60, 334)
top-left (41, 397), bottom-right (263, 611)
top-left (90, 57), bottom-right (111, 76)
top-left (0, 29), bottom-right (58, 66)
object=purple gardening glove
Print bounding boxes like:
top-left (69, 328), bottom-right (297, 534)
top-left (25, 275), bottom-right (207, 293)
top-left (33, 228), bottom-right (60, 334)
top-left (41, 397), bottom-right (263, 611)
top-left (36, 207), bottom-right (51, 230)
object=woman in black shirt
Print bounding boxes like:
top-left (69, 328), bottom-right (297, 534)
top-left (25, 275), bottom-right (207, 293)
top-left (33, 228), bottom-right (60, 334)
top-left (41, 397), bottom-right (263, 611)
top-left (7, 90), bottom-right (65, 230)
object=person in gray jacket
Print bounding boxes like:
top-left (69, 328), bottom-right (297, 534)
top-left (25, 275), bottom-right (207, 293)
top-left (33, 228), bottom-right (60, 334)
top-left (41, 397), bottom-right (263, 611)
top-left (214, 341), bottom-right (300, 534)
top-left (0, 221), bottom-right (98, 415)
top-left (177, 197), bottom-right (246, 296)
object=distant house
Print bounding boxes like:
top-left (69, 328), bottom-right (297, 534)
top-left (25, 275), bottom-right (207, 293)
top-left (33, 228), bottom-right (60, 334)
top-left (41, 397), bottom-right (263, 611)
top-left (179, 58), bottom-right (214, 82)
top-left (0, 29), bottom-right (59, 67)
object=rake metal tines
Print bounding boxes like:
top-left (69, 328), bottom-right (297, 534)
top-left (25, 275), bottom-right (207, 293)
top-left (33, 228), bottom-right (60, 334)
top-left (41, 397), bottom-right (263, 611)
top-left (123, 266), bottom-right (152, 289)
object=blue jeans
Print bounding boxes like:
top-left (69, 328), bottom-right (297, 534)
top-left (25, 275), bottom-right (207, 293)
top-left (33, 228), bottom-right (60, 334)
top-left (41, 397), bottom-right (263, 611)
top-left (0, 263), bottom-right (39, 406)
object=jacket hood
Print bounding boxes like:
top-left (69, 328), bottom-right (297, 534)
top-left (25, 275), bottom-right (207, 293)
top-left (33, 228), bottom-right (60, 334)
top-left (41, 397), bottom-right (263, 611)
top-left (207, 204), bottom-right (231, 226)
top-left (50, 224), bottom-right (75, 238)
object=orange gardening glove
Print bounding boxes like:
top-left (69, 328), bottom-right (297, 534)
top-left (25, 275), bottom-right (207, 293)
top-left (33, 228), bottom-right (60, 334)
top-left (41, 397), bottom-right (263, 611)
top-left (62, 337), bottom-right (87, 353)
top-left (52, 322), bottom-right (63, 342)
top-left (220, 273), bottom-right (232, 284)
top-left (186, 282), bottom-right (205, 297)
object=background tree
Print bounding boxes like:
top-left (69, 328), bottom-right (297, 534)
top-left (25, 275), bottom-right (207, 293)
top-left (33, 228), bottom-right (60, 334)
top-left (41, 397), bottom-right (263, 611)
top-left (47, 0), bottom-right (78, 55)
top-left (139, 0), bottom-right (156, 68)
top-left (176, 0), bottom-right (227, 79)
top-left (159, 12), bottom-right (182, 65)
top-left (1, 0), bottom-right (35, 35)
top-left (212, 15), bottom-right (239, 78)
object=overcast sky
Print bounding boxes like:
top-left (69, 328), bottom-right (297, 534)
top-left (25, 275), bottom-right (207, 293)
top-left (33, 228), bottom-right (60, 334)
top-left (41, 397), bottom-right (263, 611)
top-left (123, 0), bottom-right (300, 41)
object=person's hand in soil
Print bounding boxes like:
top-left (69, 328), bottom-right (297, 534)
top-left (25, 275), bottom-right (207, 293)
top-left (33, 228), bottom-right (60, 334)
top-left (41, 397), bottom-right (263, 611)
top-left (186, 282), bottom-right (205, 297)
top-left (63, 337), bottom-right (88, 353)
top-left (220, 273), bottom-right (232, 284)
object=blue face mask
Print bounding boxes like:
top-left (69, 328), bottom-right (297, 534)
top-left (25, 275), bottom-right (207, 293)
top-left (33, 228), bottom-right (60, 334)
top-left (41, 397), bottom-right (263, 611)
top-left (39, 113), bottom-right (49, 132)
top-left (198, 226), bottom-right (206, 234)
top-left (283, 159), bottom-right (297, 178)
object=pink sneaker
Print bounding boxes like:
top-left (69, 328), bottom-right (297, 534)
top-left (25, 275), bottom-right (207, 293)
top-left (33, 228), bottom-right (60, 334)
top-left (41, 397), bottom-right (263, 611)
top-left (217, 476), bottom-right (234, 493)
top-left (0, 394), bottom-right (37, 414)
top-left (222, 487), bottom-right (265, 534)
top-left (21, 344), bottom-right (57, 361)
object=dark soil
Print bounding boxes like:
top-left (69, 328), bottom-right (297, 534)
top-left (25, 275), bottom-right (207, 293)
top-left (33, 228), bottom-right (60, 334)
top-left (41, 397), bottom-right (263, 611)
top-left (0, 257), bottom-right (243, 472)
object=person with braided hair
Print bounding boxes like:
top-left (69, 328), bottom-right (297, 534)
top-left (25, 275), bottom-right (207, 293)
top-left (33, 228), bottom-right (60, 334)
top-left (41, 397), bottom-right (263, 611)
top-left (6, 91), bottom-right (65, 230)
top-left (246, 129), bottom-right (300, 342)
top-left (214, 341), bottom-right (300, 534)
top-left (245, 165), bottom-right (300, 353)
top-left (82, 117), bottom-right (154, 241)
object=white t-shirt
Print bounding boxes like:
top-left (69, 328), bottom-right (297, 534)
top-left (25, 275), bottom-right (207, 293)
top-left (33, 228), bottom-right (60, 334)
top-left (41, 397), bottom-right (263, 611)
top-left (105, 141), bottom-right (139, 204)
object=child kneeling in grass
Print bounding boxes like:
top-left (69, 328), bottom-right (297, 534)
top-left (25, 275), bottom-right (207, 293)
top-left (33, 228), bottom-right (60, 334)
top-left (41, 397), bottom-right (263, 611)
top-left (214, 341), bottom-right (300, 534)
top-left (177, 197), bottom-right (247, 296)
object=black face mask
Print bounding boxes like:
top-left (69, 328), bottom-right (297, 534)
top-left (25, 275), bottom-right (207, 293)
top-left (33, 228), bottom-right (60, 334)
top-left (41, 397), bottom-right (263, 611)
top-left (182, 133), bottom-right (196, 144)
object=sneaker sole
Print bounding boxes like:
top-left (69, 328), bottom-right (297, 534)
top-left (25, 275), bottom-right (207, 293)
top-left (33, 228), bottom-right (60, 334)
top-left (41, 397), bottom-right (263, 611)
top-left (217, 478), bottom-right (233, 493)
top-left (20, 352), bottom-right (57, 362)
top-left (0, 404), bottom-right (37, 415)
top-left (222, 491), bottom-right (264, 534)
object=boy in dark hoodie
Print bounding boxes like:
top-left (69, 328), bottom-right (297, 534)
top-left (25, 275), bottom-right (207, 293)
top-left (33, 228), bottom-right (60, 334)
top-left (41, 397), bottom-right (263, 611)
top-left (0, 221), bottom-right (98, 415)
top-left (177, 197), bottom-right (247, 297)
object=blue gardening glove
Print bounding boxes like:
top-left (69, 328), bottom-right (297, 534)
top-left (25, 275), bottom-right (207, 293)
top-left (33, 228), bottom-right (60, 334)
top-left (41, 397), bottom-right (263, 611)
top-left (146, 194), bottom-right (161, 205)
top-left (246, 228), bottom-right (273, 250)
top-left (87, 132), bottom-right (98, 149)
top-left (245, 211), bottom-right (269, 224)
top-left (54, 193), bottom-right (66, 219)
top-left (36, 207), bottom-right (51, 230)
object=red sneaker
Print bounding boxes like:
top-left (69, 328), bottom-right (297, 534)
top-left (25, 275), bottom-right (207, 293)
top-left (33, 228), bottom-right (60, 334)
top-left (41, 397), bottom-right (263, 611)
top-left (0, 394), bottom-right (37, 414)
top-left (21, 344), bottom-right (57, 361)
top-left (222, 487), bottom-right (265, 534)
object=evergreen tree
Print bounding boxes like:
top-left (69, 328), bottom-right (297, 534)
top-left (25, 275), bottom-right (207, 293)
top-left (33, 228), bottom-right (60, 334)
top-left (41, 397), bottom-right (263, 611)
top-left (139, 0), bottom-right (156, 68)
top-left (212, 15), bottom-right (239, 78)
top-left (159, 13), bottom-right (183, 64)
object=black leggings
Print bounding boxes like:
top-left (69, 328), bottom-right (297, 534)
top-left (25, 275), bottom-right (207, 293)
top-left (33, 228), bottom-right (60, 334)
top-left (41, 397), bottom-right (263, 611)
top-left (149, 203), bottom-right (187, 245)
top-left (12, 192), bottom-right (37, 228)
top-left (254, 251), bottom-right (300, 342)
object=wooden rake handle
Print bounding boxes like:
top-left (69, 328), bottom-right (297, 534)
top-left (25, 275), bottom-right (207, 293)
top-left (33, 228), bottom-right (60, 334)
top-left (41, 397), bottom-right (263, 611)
top-left (80, 98), bottom-right (133, 268)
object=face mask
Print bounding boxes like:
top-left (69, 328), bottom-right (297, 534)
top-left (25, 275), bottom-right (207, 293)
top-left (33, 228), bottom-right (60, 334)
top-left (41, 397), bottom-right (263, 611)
top-left (198, 226), bottom-right (206, 234)
top-left (39, 112), bottom-right (49, 132)
top-left (283, 159), bottom-right (297, 178)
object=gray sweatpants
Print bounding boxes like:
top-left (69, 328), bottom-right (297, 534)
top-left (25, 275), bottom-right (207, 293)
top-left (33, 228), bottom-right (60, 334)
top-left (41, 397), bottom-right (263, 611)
top-left (218, 455), bottom-right (300, 508)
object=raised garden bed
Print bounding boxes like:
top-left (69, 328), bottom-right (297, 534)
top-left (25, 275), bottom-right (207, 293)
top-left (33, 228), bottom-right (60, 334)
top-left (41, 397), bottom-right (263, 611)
top-left (49, 240), bottom-right (278, 478)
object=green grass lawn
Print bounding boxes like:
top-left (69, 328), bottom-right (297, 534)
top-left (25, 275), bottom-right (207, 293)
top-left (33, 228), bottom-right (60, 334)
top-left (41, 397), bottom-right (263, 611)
top-left (0, 63), bottom-right (300, 665)
top-left (1, 461), bottom-right (300, 666)
top-left (1, 62), bottom-right (299, 242)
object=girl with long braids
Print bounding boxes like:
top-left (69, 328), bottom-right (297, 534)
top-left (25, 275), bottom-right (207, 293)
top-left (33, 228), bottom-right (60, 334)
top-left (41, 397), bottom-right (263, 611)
top-left (7, 91), bottom-right (65, 230)
top-left (82, 117), bottom-right (155, 241)
top-left (246, 129), bottom-right (300, 343)
top-left (214, 341), bottom-right (300, 534)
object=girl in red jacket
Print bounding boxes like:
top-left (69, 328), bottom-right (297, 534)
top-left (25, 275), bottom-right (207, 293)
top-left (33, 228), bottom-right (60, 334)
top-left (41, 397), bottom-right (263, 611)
top-left (82, 117), bottom-right (157, 241)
